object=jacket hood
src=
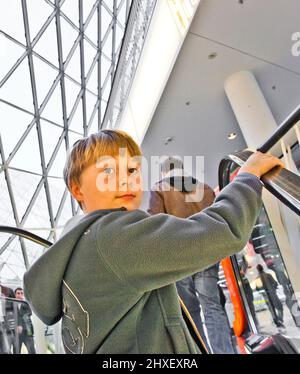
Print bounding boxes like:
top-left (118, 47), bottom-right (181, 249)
top-left (23, 208), bottom-right (126, 325)
top-left (161, 176), bottom-right (198, 193)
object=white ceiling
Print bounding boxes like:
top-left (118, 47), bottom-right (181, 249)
top-left (141, 0), bottom-right (300, 191)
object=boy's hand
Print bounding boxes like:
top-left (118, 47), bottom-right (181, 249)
top-left (239, 151), bottom-right (285, 178)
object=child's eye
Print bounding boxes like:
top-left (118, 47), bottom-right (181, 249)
top-left (128, 168), bottom-right (139, 175)
top-left (104, 167), bottom-right (115, 175)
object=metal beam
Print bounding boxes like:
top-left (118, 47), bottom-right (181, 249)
top-left (111, 0), bottom-right (118, 84)
top-left (55, 0), bottom-right (71, 150)
top-left (97, 0), bottom-right (102, 129)
top-left (22, 0), bottom-right (56, 243)
top-left (79, 0), bottom-right (88, 136)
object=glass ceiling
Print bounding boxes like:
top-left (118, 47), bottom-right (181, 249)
top-left (0, 0), bottom-right (132, 286)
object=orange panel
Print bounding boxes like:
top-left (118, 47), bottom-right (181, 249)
top-left (221, 257), bottom-right (247, 337)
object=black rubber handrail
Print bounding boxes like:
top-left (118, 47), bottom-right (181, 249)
top-left (257, 104), bottom-right (300, 153)
top-left (219, 149), bottom-right (300, 216)
top-left (0, 295), bottom-right (30, 307)
top-left (0, 226), bottom-right (52, 248)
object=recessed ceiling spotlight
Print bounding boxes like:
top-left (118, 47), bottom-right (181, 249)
top-left (228, 132), bottom-right (237, 140)
top-left (164, 136), bottom-right (174, 145)
top-left (208, 52), bottom-right (217, 59)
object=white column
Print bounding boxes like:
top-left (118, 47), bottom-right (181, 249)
top-left (224, 70), bottom-right (277, 149)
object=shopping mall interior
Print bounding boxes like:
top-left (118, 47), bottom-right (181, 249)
top-left (1, 0), bottom-right (300, 354)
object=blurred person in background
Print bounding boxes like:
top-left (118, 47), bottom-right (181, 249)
top-left (14, 288), bottom-right (36, 354)
top-left (148, 157), bottom-right (236, 354)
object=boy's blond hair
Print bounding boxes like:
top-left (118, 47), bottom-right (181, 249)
top-left (63, 129), bottom-right (142, 192)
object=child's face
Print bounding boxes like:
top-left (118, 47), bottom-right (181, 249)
top-left (71, 152), bottom-right (143, 213)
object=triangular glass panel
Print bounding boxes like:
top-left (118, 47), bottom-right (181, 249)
top-left (88, 111), bottom-right (100, 134)
top-left (9, 124), bottom-right (43, 175)
top-left (103, 0), bottom-right (115, 13)
top-left (0, 101), bottom-right (33, 159)
top-left (61, 0), bottom-right (79, 27)
top-left (102, 79), bottom-right (112, 102)
top-left (101, 4), bottom-right (113, 43)
top-left (40, 119), bottom-right (64, 166)
top-left (64, 42), bottom-right (81, 83)
top-left (47, 139), bottom-right (67, 178)
top-left (0, 58), bottom-right (34, 112)
top-left (0, 34), bottom-right (25, 83)
top-left (86, 59), bottom-right (98, 95)
top-left (83, 40), bottom-right (97, 77)
top-left (56, 194), bottom-right (75, 228)
top-left (0, 171), bottom-right (16, 226)
top-left (83, 0), bottom-right (98, 22)
top-left (32, 55), bottom-right (58, 107)
top-left (0, 233), bottom-right (10, 254)
top-left (84, 8), bottom-right (98, 46)
top-left (64, 76), bottom-right (81, 117)
top-left (27, 0), bottom-right (53, 42)
top-left (60, 17), bottom-right (79, 63)
top-left (0, 238), bottom-right (27, 281)
top-left (101, 56), bottom-right (112, 87)
top-left (40, 82), bottom-right (64, 126)
top-left (102, 28), bottom-right (113, 59)
top-left (33, 18), bottom-right (59, 67)
top-left (69, 98), bottom-right (84, 134)
top-left (85, 91), bottom-right (97, 125)
top-left (47, 176), bottom-right (66, 220)
top-left (22, 182), bottom-right (51, 231)
top-left (0, 2), bottom-right (26, 44)
top-left (8, 168), bottom-right (42, 222)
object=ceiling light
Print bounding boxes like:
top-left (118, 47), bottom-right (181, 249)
top-left (208, 52), bottom-right (217, 59)
top-left (228, 132), bottom-right (237, 140)
top-left (164, 136), bottom-right (175, 145)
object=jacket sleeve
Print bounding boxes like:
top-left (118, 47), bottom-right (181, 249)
top-left (96, 173), bottom-right (263, 293)
top-left (147, 189), bottom-right (166, 214)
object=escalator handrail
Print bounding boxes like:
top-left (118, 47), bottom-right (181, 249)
top-left (0, 295), bottom-right (31, 307)
top-left (257, 104), bottom-right (300, 153)
top-left (0, 226), bottom-right (52, 248)
top-left (220, 149), bottom-right (300, 216)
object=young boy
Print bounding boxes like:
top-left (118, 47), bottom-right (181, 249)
top-left (23, 129), bottom-right (284, 354)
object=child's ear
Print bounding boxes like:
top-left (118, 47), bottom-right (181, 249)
top-left (69, 181), bottom-right (84, 205)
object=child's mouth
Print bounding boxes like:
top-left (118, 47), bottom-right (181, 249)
top-left (117, 194), bottom-right (136, 200)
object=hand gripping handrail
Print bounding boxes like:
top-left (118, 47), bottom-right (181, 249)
top-left (219, 149), bottom-right (300, 216)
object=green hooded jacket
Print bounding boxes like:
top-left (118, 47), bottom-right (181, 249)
top-left (23, 173), bottom-right (262, 354)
